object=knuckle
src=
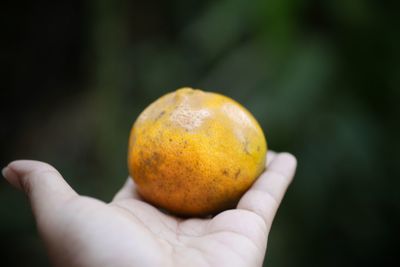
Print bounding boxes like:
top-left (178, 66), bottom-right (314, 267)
top-left (21, 169), bottom-right (60, 194)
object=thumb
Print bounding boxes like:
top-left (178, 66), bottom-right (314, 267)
top-left (2, 160), bottom-right (78, 217)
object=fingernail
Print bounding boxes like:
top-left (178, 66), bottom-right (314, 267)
top-left (2, 166), bottom-right (8, 179)
top-left (2, 165), bottom-right (17, 181)
top-left (2, 165), bottom-right (23, 190)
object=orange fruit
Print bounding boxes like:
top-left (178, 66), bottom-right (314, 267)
top-left (127, 87), bottom-right (267, 216)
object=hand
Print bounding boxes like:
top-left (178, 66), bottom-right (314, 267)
top-left (2, 151), bottom-right (296, 267)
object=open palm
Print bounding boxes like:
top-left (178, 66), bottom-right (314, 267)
top-left (2, 151), bottom-right (296, 267)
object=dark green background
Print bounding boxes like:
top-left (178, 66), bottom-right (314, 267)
top-left (1, 0), bottom-right (399, 266)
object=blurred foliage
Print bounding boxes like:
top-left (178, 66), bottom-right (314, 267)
top-left (1, 0), bottom-right (399, 266)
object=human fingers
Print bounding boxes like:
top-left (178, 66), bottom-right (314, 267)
top-left (267, 150), bottom-right (277, 166)
top-left (2, 160), bottom-right (78, 219)
top-left (236, 152), bottom-right (297, 229)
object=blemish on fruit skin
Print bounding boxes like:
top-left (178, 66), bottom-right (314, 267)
top-left (222, 169), bottom-right (229, 176)
top-left (143, 152), bottom-right (164, 169)
top-left (155, 110), bottom-right (166, 121)
top-left (234, 169), bottom-right (241, 179)
top-left (222, 103), bottom-right (253, 128)
top-left (182, 140), bottom-right (188, 148)
top-left (243, 139), bottom-right (251, 155)
top-left (170, 102), bottom-right (211, 131)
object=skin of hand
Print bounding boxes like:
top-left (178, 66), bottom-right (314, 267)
top-left (2, 151), bottom-right (296, 267)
